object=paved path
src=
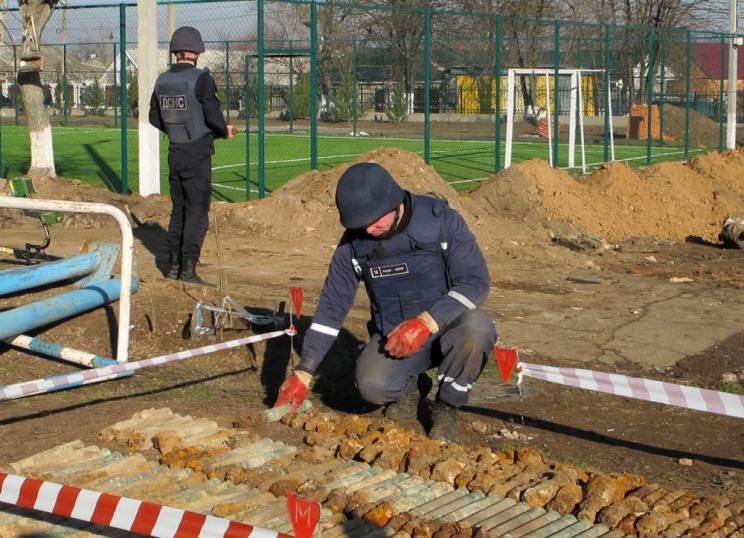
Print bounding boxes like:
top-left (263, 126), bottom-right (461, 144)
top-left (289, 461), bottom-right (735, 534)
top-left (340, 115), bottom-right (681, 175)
top-left (487, 264), bottom-right (743, 369)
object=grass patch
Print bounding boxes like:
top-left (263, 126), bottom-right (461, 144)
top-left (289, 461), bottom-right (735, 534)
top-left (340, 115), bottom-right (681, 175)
top-left (717, 382), bottom-right (744, 395)
top-left (0, 124), bottom-right (711, 203)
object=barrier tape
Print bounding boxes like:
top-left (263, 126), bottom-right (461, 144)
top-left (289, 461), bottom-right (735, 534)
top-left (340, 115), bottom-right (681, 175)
top-left (0, 328), bottom-right (294, 401)
top-left (518, 362), bottom-right (744, 418)
top-left (0, 471), bottom-right (292, 538)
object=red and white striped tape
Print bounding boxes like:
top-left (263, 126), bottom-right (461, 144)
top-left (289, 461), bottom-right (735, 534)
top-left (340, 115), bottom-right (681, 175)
top-left (0, 328), bottom-right (293, 401)
top-left (0, 471), bottom-right (291, 538)
top-left (518, 362), bottom-right (744, 418)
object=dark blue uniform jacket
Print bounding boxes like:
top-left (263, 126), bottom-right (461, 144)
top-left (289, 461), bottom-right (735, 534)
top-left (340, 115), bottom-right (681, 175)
top-left (298, 193), bottom-right (491, 374)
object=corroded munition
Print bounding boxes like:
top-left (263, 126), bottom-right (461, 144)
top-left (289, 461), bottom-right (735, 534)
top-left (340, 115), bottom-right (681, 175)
top-left (4, 407), bottom-right (744, 538)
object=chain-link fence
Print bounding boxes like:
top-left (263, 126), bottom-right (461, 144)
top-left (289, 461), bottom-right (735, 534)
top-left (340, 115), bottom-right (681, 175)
top-left (0, 0), bottom-right (741, 200)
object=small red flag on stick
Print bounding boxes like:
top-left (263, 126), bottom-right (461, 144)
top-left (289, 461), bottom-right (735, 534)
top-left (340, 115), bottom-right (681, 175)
top-left (290, 287), bottom-right (304, 318)
top-left (495, 346), bottom-right (518, 383)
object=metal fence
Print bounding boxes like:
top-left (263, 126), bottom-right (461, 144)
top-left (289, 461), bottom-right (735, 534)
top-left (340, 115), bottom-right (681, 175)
top-left (0, 0), bottom-right (742, 199)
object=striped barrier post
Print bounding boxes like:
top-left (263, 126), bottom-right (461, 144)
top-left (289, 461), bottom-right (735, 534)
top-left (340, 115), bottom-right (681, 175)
top-left (0, 328), bottom-right (294, 401)
top-left (0, 471), bottom-right (294, 538)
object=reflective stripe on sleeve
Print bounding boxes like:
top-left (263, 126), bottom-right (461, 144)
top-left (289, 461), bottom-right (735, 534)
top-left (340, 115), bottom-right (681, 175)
top-left (447, 290), bottom-right (476, 309)
top-left (309, 322), bottom-right (340, 337)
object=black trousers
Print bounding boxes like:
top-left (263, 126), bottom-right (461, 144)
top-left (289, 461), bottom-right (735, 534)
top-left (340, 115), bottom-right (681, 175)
top-left (166, 148), bottom-right (212, 260)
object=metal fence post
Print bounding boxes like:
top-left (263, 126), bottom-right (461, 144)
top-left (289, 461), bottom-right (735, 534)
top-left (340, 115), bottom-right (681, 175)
top-left (119, 3), bottom-right (129, 195)
top-left (646, 27), bottom-right (654, 164)
top-left (552, 20), bottom-right (560, 167)
top-left (245, 54), bottom-right (251, 201)
top-left (113, 41), bottom-right (118, 128)
top-left (424, 9), bottom-right (431, 165)
top-left (310, 0), bottom-right (318, 171)
top-left (604, 24), bottom-right (611, 163)
top-left (258, 0), bottom-right (266, 199)
top-left (719, 34), bottom-right (726, 152)
top-left (685, 30), bottom-right (692, 159)
top-left (225, 39), bottom-right (231, 125)
top-left (352, 39), bottom-right (357, 137)
top-left (494, 15), bottom-right (502, 173)
top-left (12, 45), bottom-right (19, 126)
top-left (63, 43), bottom-right (68, 126)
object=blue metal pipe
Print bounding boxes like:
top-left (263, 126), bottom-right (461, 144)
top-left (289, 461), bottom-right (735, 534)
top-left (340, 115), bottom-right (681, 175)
top-left (0, 252), bottom-right (102, 297)
top-left (5, 334), bottom-right (117, 368)
top-left (0, 277), bottom-right (139, 341)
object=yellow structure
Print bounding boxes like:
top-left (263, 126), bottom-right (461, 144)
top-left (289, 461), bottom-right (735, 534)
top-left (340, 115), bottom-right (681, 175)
top-left (456, 72), bottom-right (598, 115)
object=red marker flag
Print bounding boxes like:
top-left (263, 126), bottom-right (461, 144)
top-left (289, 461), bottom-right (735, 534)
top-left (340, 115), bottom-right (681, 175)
top-left (290, 287), bottom-right (304, 318)
top-left (495, 346), bottom-right (518, 383)
top-left (287, 490), bottom-right (320, 538)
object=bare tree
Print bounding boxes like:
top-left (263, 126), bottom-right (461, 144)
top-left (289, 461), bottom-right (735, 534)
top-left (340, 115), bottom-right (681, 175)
top-left (18, 0), bottom-right (58, 179)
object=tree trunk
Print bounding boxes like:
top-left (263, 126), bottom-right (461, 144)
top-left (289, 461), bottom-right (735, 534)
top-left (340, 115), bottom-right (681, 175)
top-left (17, 0), bottom-right (57, 179)
top-left (19, 70), bottom-right (55, 179)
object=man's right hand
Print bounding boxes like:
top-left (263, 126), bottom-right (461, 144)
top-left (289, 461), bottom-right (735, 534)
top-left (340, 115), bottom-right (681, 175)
top-left (274, 371), bottom-right (312, 412)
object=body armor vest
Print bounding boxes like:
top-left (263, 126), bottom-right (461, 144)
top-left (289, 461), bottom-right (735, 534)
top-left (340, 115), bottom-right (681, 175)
top-left (154, 67), bottom-right (212, 144)
top-left (350, 196), bottom-right (449, 335)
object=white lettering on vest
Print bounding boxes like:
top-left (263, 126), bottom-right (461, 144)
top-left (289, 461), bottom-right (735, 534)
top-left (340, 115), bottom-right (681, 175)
top-left (370, 263), bottom-right (409, 278)
top-left (160, 95), bottom-right (187, 110)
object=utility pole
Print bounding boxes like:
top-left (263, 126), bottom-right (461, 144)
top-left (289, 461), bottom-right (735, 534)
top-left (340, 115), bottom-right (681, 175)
top-left (167, 4), bottom-right (175, 43)
top-left (727, 0), bottom-right (739, 149)
top-left (138, 0), bottom-right (160, 195)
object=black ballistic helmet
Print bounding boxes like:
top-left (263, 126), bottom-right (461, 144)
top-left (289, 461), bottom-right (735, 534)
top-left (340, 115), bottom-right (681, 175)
top-left (169, 26), bottom-right (206, 54)
top-left (335, 162), bottom-right (404, 229)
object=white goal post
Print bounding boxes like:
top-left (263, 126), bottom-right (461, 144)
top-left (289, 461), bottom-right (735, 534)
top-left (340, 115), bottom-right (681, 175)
top-left (504, 68), bottom-right (614, 173)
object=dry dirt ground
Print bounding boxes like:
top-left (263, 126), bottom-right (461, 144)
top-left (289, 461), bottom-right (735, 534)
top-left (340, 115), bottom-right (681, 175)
top-left (1, 124), bottom-right (744, 511)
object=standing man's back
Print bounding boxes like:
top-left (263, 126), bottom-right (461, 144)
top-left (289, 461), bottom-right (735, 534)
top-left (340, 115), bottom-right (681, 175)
top-left (149, 26), bottom-right (236, 286)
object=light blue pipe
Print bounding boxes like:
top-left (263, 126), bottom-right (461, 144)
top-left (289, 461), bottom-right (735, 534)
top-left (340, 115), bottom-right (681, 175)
top-left (5, 334), bottom-right (118, 368)
top-left (0, 252), bottom-right (102, 297)
top-left (0, 277), bottom-right (139, 341)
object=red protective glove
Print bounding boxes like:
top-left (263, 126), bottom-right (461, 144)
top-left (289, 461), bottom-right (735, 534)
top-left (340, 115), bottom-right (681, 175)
top-left (385, 318), bottom-right (431, 358)
top-left (274, 371), bottom-right (311, 412)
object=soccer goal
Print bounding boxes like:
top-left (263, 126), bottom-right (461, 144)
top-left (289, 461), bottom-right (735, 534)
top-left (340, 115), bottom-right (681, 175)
top-left (504, 68), bottom-right (614, 173)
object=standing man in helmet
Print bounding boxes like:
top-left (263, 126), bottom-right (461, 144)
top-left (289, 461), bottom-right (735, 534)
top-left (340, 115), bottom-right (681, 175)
top-left (274, 162), bottom-right (497, 443)
top-left (149, 26), bottom-right (237, 286)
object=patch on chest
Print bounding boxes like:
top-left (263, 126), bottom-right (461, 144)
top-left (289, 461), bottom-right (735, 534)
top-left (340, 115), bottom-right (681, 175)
top-left (369, 263), bottom-right (409, 278)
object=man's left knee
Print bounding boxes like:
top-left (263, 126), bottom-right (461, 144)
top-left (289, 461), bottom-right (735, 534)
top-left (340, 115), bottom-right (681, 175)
top-left (455, 309), bottom-right (497, 339)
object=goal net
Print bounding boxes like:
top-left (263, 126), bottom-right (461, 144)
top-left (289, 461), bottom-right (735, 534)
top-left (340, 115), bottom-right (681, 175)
top-left (504, 68), bottom-right (614, 173)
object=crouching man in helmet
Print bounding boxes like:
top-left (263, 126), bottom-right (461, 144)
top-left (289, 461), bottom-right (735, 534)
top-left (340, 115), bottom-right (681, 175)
top-left (275, 162), bottom-right (497, 443)
top-left (149, 26), bottom-right (237, 286)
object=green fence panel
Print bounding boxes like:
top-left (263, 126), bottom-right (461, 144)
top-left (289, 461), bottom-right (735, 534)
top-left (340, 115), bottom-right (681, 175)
top-left (0, 0), bottom-right (740, 200)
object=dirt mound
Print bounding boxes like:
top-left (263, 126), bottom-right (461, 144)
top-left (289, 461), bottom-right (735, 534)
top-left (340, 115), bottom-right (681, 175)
top-left (213, 147), bottom-right (470, 247)
top-left (468, 149), bottom-right (744, 244)
top-left (0, 177), bottom-right (173, 232)
top-left (661, 103), bottom-right (721, 147)
top-left (2, 145), bottom-right (744, 250)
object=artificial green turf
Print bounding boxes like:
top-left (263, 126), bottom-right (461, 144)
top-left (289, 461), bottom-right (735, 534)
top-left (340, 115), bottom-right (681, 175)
top-left (0, 124), bottom-right (708, 203)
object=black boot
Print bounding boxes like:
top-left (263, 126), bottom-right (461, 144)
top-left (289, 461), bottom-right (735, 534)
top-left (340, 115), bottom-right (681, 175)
top-left (384, 373), bottom-right (433, 421)
top-left (179, 258), bottom-right (216, 287)
top-left (429, 399), bottom-right (459, 443)
top-left (384, 389), bottom-right (420, 421)
top-left (165, 251), bottom-right (180, 280)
